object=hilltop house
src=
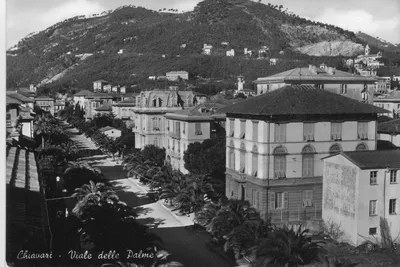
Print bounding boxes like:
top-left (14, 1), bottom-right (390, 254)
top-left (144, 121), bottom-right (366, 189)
top-left (99, 126), bottom-right (121, 139)
top-left (322, 150), bottom-right (400, 246)
top-left (254, 64), bottom-right (377, 104)
top-left (93, 80), bottom-right (110, 92)
top-left (202, 44), bottom-right (213, 55)
top-left (166, 71), bottom-right (189, 81)
top-left (226, 49), bottom-right (235, 57)
top-left (221, 85), bottom-right (387, 223)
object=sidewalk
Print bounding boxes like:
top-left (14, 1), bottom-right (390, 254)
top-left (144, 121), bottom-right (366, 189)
top-left (128, 177), bottom-right (195, 226)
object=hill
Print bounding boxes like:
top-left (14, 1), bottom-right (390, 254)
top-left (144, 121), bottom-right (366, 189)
top-left (6, 0), bottom-right (378, 89)
top-left (356, 31), bottom-right (400, 53)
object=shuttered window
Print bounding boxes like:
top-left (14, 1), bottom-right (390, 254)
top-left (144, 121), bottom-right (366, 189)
top-left (274, 124), bottom-right (286, 142)
top-left (270, 192), bottom-right (288, 210)
top-left (240, 120), bottom-right (246, 139)
top-left (195, 123), bottom-right (202, 135)
top-left (252, 121), bottom-right (258, 141)
top-left (302, 190), bottom-right (314, 207)
top-left (357, 122), bottom-right (368, 140)
top-left (303, 123), bottom-right (315, 141)
top-left (252, 153), bottom-right (258, 177)
top-left (331, 123), bottom-right (342, 140)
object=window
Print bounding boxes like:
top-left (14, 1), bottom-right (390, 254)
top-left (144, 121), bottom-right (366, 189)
top-left (370, 171), bottom-right (377, 185)
top-left (369, 227), bottom-right (377, 235)
top-left (331, 123), bottom-right (342, 140)
top-left (270, 192), bottom-right (288, 210)
top-left (253, 191), bottom-right (260, 209)
top-left (329, 144), bottom-right (342, 155)
top-left (240, 143), bottom-right (246, 173)
top-left (195, 123), bottom-right (202, 135)
top-left (252, 121), bottom-right (258, 141)
top-left (6, 114), bottom-right (11, 120)
top-left (302, 146), bottom-right (315, 177)
top-left (302, 190), bottom-right (313, 207)
top-left (356, 143), bottom-right (368, 151)
top-left (229, 119), bottom-right (235, 137)
top-left (274, 124), bottom-right (286, 142)
top-left (240, 120), bottom-right (246, 139)
top-left (369, 200), bottom-right (377, 215)
top-left (182, 122), bottom-right (186, 134)
top-left (252, 152), bottom-right (258, 177)
top-left (273, 146), bottom-right (287, 178)
top-left (276, 192), bottom-right (284, 209)
top-left (357, 122), bottom-right (368, 140)
top-left (229, 149), bottom-right (235, 169)
top-left (390, 170), bottom-right (398, 183)
top-left (340, 84), bottom-right (347, 94)
top-left (303, 123), bottom-right (315, 141)
top-left (389, 199), bottom-right (397, 215)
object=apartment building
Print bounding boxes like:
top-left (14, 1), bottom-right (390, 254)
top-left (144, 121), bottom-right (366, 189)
top-left (322, 150), bottom-right (400, 246)
top-left (35, 96), bottom-right (55, 115)
top-left (221, 85), bottom-right (387, 223)
top-left (373, 91), bottom-right (400, 118)
top-left (132, 89), bottom-right (196, 149)
top-left (254, 64), bottom-right (377, 104)
top-left (164, 101), bottom-right (230, 173)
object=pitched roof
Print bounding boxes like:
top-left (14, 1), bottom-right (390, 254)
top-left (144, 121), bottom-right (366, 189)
top-left (254, 67), bottom-right (377, 83)
top-left (99, 126), bottom-right (118, 132)
top-left (221, 85), bottom-right (388, 116)
top-left (86, 92), bottom-right (113, 99)
top-left (341, 150), bottom-right (400, 169)
top-left (35, 96), bottom-right (54, 101)
top-left (93, 79), bottom-right (110, 83)
top-left (378, 118), bottom-right (400, 134)
top-left (6, 96), bottom-right (22, 105)
top-left (74, 90), bottom-right (93, 96)
top-left (6, 91), bottom-right (35, 103)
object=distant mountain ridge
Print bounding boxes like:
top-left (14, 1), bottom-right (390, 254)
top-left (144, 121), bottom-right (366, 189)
top-left (6, 0), bottom-right (379, 89)
top-left (355, 31), bottom-right (400, 52)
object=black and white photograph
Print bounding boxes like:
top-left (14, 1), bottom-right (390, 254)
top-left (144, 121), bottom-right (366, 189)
top-left (4, 0), bottom-right (400, 266)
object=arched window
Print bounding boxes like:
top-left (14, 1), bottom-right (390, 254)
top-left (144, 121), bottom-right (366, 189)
top-left (302, 145), bottom-right (315, 177)
top-left (240, 143), bottom-right (246, 173)
top-left (273, 146), bottom-right (287, 178)
top-left (329, 144), bottom-right (342, 155)
top-left (356, 143), bottom-right (368, 151)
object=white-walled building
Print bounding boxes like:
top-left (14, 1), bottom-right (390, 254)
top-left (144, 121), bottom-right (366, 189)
top-left (99, 126), bottom-right (122, 139)
top-left (378, 118), bottom-right (400, 147)
top-left (221, 85), bottom-right (387, 223)
top-left (322, 150), bottom-right (400, 246)
top-left (373, 91), bottom-right (400, 118)
top-left (226, 49), bottom-right (235, 57)
top-left (166, 71), bottom-right (189, 81)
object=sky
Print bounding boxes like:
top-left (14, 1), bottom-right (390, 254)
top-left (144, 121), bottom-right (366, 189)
top-left (5, 0), bottom-right (400, 48)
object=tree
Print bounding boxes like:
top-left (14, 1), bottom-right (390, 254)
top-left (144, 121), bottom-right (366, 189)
top-left (141, 145), bottom-right (166, 166)
top-left (34, 114), bottom-right (56, 149)
top-left (251, 226), bottom-right (326, 267)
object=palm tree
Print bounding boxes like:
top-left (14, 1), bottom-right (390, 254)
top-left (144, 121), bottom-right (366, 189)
top-left (251, 226), bottom-right (326, 267)
top-left (34, 114), bottom-right (54, 149)
top-left (194, 201), bottom-right (221, 227)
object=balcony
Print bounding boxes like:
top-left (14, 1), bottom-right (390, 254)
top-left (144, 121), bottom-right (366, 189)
top-left (170, 150), bottom-right (181, 159)
top-left (168, 131), bottom-right (181, 139)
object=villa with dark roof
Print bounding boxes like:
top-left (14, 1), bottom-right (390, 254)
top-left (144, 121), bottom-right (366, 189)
top-left (373, 91), bottom-right (400, 118)
top-left (221, 85), bottom-right (387, 224)
top-left (378, 118), bottom-right (400, 147)
top-left (322, 150), bottom-right (400, 246)
top-left (254, 64), bottom-right (377, 104)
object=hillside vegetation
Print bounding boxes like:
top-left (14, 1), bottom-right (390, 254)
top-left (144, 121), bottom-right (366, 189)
top-left (6, 0), bottom-right (392, 89)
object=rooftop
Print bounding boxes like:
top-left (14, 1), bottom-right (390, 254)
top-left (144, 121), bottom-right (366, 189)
top-left (254, 66), bottom-right (377, 83)
top-left (74, 90), bottom-right (93, 97)
top-left (378, 118), bottom-right (400, 134)
top-left (342, 150), bottom-right (400, 169)
top-left (99, 126), bottom-right (118, 132)
top-left (374, 91), bottom-right (400, 101)
top-left (95, 103), bottom-right (112, 111)
top-left (6, 91), bottom-right (35, 103)
top-left (35, 96), bottom-right (54, 101)
top-left (221, 85), bottom-right (388, 116)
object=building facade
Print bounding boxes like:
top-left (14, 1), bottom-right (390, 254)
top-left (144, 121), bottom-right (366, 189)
top-left (164, 101), bottom-right (229, 173)
top-left (35, 96), bottom-right (55, 115)
top-left (373, 91), bottom-right (400, 118)
top-left (166, 71), bottom-right (189, 81)
top-left (222, 85), bottom-right (386, 223)
top-left (132, 89), bottom-right (196, 149)
top-left (93, 80), bottom-right (110, 92)
top-left (377, 118), bottom-right (400, 147)
top-left (254, 64), bottom-right (377, 104)
top-left (322, 150), bottom-right (400, 246)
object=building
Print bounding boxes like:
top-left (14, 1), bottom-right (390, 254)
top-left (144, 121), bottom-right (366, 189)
top-left (93, 80), bottom-right (110, 92)
top-left (6, 96), bottom-right (34, 140)
top-left (322, 150), bottom-right (400, 246)
top-left (226, 49), bottom-right (235, 57)
top-left (269, 58), bottom-right (277, 66)
top-left (254, 65), bottom-right (377, 104)
top-left (6, 91), bottom-right (35, 109)
top-left (112, 98), bottom-right (136, 120)
top-left (234, 76), bottom-right (255, 97)
top-left (99, 126), bottom-right (122, 139)
top-left (120, 86), bottom-right (126, 94)
top-left (166, 71), bottom-right (189, 81)
top-left (94, 103), bottom-right (113, 117)
top-left (373, 91), bottom-right (400, 118)
top-left (221, 85), bottom-right (387, 223)
top-left (83, 92), bottom-right (113, 120)
top-left (202, 44), bottom-right (213, 55)
top-left (54, 101), bottom-right (65, 113)
top-left (35, 96), bottom-right (55, 115)
top-left (244, 48), bottom-right (252, 57)
top-left (132, 89), bottom-right (196, 149)
top-left (112, 86), bottom-right (119, 93)
top-left (165, 100), bottom-right (231, 173)
top-left (73, 90), bottom-right (92, 108)
top-left (375, 77), bottom-right (389, 95)
top-left (103, 84), bottom-right (112, 93)
top-left (377, 119), bottom-right (400, 147)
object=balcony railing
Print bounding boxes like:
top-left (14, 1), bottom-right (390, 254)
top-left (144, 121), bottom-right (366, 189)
top-left (169, 131), bottom-right (181, 139)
